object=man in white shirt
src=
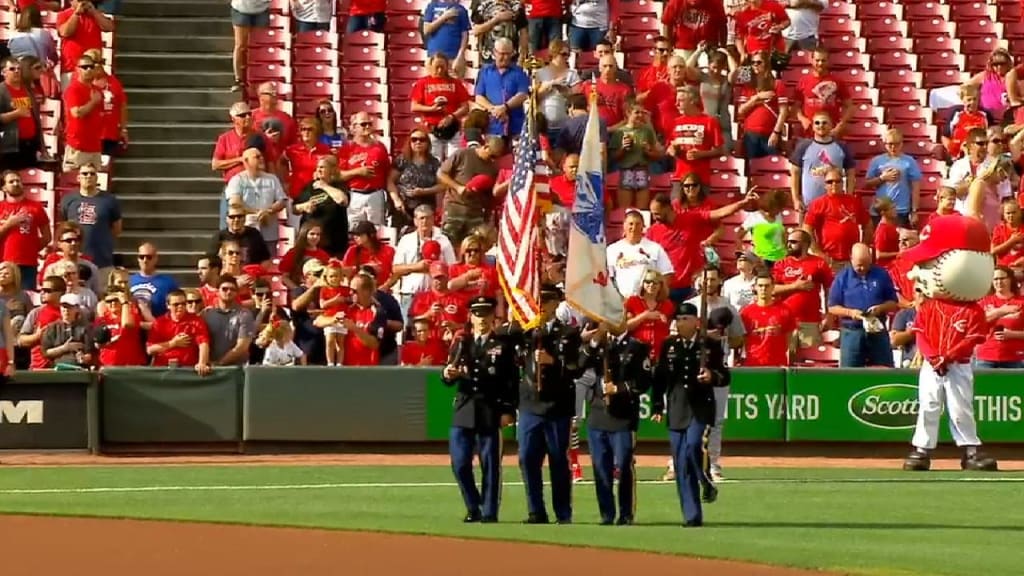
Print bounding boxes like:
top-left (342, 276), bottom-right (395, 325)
top-left (782, 0), bottom-right (825, 53)
top-left (389, 204), bottom-right (457, 317)
top-left (606, 210), bottom-right (674, 298)
top-left (722, 250), bottom-right (759, 312)
top-left (945, 128), bottom-right (1013, 212)
top-left (225, 147), bottom-right (288, 253)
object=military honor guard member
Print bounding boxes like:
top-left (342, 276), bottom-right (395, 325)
top-left (514, 285), bottom-right (585, 524)
top-left (581, 321), bottom-right (653, 526)
top-left (652, 302), bottom-right (728, 527)
top-left (442, 296), bottom-right (519, 523)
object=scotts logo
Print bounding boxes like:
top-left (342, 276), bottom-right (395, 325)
top-left (848, 384), bottom-right (920, 429)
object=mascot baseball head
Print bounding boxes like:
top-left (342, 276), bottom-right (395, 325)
top-left (902, 214), bottom-right (994, 302)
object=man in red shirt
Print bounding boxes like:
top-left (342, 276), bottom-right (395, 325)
top-left (771, 229), bottom-right (833, 351)
top-left (645, 56), bottom-right (689, 139)
top-left (0, 170), bottom-right (51, 289)
top-left (146, 289), bottom-right (213, 376)
top-left (792, 47), bottom-right (853, 137)
top-left (740, 271), bottom-right (796, 366)
top-left (647, 189), bottom-right (757, 302)
top-left (732, 0), bottom-right (789, 57)
top-left (17, 275), bottom-right (65, 370)
top-left (84, 48), bottom-right (127, 158)
top-left (803, 167), bottom-right (871, 269)
top-left (1, 57), bottom-right (41, 170)
top-left (888, 228), bottom-right (919, 307)
top-left (577, 56), bottom-right (633, 130)
top-left (212, 102), bottom-right (272, 183)
top-left (635, 37), bottom-right (672, 102)
top-left (338, 111), bottom-right (392, 227)
top-left (401, 317), bottom-right (449, 366)
top-left (253, 81), bottom-right (297, 146)
top-left (410, 54), bottom-right (472, 160)
top-left (339, 274), bottom-right (383, 366)
top-left (56, 0), bottom-right (113, 82)
top-left (666, 85), bottom-right (724, 190)
top-left (409, 262), bottom-right (469, 343)
top-left (62, 55), bottom-right (105, 173)
top-left (197, 256), bottom-right (222, 308)
top-left (661, 0), bottom-right (726, 54)
top-left (549, 153), bottom-right (579, 208)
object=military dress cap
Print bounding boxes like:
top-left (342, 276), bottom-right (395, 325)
top-left (469, 296), bottom-right (498, 315)
top-left (540, 283), bottom-right (564, 301)
top-left (676, 302), bottom-right (699, 318)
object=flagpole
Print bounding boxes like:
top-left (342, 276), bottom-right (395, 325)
top-left (525, 54), bottom-right (545, 392)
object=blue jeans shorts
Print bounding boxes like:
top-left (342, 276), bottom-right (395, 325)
top-left (568, 25), bottom-right (606, 52)
top-left (231, 8), bottom-right (270, 27)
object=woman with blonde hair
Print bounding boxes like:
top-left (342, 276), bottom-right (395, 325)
top-left (96, 268), bottom-right (156, 325)
top-left (966, 155), bottom-right (1015, 232)
top-left (968, 48), bottom-right (1013, 121)
top-left (448, 234), bottom-right (500, 300)
top-left (624, 269), bottom-right (674, 361)
top-left (0, 262), bottom-right (32, 329)
top-left (535, 38), bottom-right (580, 143)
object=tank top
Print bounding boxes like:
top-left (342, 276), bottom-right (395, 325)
top-left (980, 70), bottom-right (1009, 121)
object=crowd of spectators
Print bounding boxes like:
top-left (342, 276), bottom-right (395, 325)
top-left (3, 0), bottom-right (1024, 376)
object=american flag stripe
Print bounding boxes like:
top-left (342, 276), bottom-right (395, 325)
top-left (497, 121), bottom-right (542, 328)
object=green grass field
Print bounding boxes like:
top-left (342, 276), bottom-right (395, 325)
top-left (0, 465), bottom-right (1021, 576)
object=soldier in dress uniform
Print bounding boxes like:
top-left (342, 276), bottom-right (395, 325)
top-left (652, 302), bottom-right (728, 527)
top-left (514, 284), bottom-right (584, 524)
top-left (443, 296), bottom-right (519, 523)
top-left (581, 321), bottom-right (652, 526)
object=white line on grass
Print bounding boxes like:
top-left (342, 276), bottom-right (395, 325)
top-left (1, 476), bottom-right (1023, 496)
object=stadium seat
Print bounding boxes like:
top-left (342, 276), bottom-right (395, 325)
top-left (829, 50), bottom-right (870, 70)
top-left (956, 18), bottom-right (999, 37)
top-left (921, 69), bottom-right (967, 89)
top-left (859, 17), bottom-right (905, 37)
top-left (749, 172), bottom-right (792, 191)
top-left (293, 45), bottom-right (339, 65)
top-left (711, 155), bottom-right (744, 175)
top-left (857, 1), bottom-right (902, 20)
top-left (347, 30), bottom-right (385, 47)
top-left (249, 46), bottom-right (291, 65)
top-left (874, 69), bottom-right (919, 86)
top-left (905, 2), bottom-right (950, 21)
top-left (344, 65), bottom-right (387, 81)
top-left (247, 63), bottom-right (291, 84)
top-left (343, 45), bottom-right (385, 64)
top-left (295, 64), bottom-right (339, 83)
top-left (818, 16), bottom-right (860, 36)
top-left (917, 51), bottom-right (963, 71)
top-left (869, 51), bottom-right (916, 71)
top-left (708, 172), bottom-right (746, 194)
top-left (795, 345), bottom-right (840, 366)
top-left (294, 30), bottom-right (337, 47)
top-left (343, 80), bottom-right (386, 100)
top-left (879, 86), bottom-right (925, 106)
top-left (387, 46), bottom-right (427, 64)
top-left (296, 79), bottom-right (341, 100)
top-left (390, 30), bottom-right (424, 47)
top-left (387, 0), bottom-right (426, 13)
top-left (249, 28), bottom-right (290, 49)
top-left (384, 13), bottom-right (420, 33)
top-left (747, 155), bottom-right (789, 175)
top-left (866, 36), bottom-right (911, 54)
top-left (951, 1), bottom-right (994, 20)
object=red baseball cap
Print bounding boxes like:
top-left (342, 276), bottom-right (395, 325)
top-left (465, 174), bottom-right (495, 194)
top-left (429, 262), bottom-right (449, 278)
top-left (421, 239), bottom-right (441, 261)
top-left (901, 214), bottom-right (991, 265)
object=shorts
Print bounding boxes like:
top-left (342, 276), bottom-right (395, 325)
top-left (620, 168), bottom-right (650, 191)
top-left (1, 142), bottom-right (39, 170)
top-left (441, 211), bottom-right (486, 248)
top-left (231, 8), bottom-right (270, 27)
top-left (784, 36), bottom-right (819, 52)
top-left (790, 321), bottom-right (824, 350)
top-left (102, 139), bottom-right (124, 157)
top-left (296, 20), bottom-right (331, 32)
top-left (347, 13), bottom-right (386, 33)
top-left (567, 25), bottom-right (606, 52)
top-left (527, 17), bottom-right (563, 52)
top-left (62, 145), bottom-right (102, 173)
top-left (324, 325), bottom-right (348, 336)
top-left (347, 189), bottom-right (387, 227)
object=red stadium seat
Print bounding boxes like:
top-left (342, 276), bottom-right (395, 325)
top-left (391, 114), bottom-right (426, 134)
top-left (829, 50), bottom-right (869, 70)
top-left (620, 0), bottom-right (659, 14)
top-left (956, 18), bottom-right (999, 38)
top-left (907, 18), bottom-right (953, 37)
top-left (387, 0), bottom-right (426, 12)
top-left (619, 15), bottom-right (660, 32)
top-left (858, 17), bottom-right (905, 37)
top-left (389, 82), bottom-right (415, 101)
top-left (347, 29), bottom-right (385, 47)
top-left (249, 28), bottom-right (290, 48)
top-left (893, 121), bottom-right (936, 141)
top-left (879, 86), bottom-right (925, 106)
top-left (249, 46), bottom-right (290, 65)
top-left (918, 51), bottom-right (964, 72)
top-left (795, 345), bottom-right (840, 366)
top-left (884, 104), bottom-right (931, 125)
top-left (343, 45), bottom-right (385, 64)
top-left (865, 36), bottom-right (911, 54)
top-left (619, 31), bottom-right (657, 52)
top-left (917, 157), bottom-right (945, 176)
top-left (857, 1), bottom-right (902, 20)
top-left (905, 1), bottom-right (949, 20)
top-left (912, 35), bottom-right (961, 55)
top-left (390, 30), bottom-right (424, 46)
top-left (749, 172), bottom-right (792, 191)
top-left (845, 120), bottom-right (883, 140)
top-left (708, 172), bottom-right (746, 194)
top-left (824, 0), bottom-right (855, 17)
top-left (819, 32), bottom-right (859, 52)
top-left (845, 138), bottom-right (884, 158)
top-left (247, 63), bottom-right (290, 84)
top-left (293, 45), bottom-right (338, 65)
top-left (294, 30), bottom-right (337, 47)
top-left (849, 103), bottom-right (880, 122)
top-left (296, 79), bottom-right (341, 101)
top-left (951, 1), bottom-right (993, 20)
top-left (830, 67), bottom-right (874, 87)
top-left (18, 168), bottom-right (54, 189)
top-left (921, 69), bottom-right (967, 89)
top-left (343, 98), bottom-right (387, 117)
top-left (387, 46), bottom-right (427, 64)
top-left (818, 16), bottom-right (860, 36)
top-left (874, 69), bottom-right (920, 86)
top-left (294, 64), bottom-right (339, 83)
top-left (869, 51), bottom-right (916, 71)
top-left (747, 155), bottom-right (789, 175)
top-left (344, 64), bottom-right (386, 81)
top-left (711, 155), bottom-right (744, 175)
top-left (384, 13), bottom-right (420, 33)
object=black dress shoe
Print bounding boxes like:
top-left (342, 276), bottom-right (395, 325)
top-left (615, 517), bottom-right (633, 526)
top-left (480, 515), bottom-right (498, 523)
top-left (702, 484), bottom-right (718, 504)
top-left (684, 520), bottom-right (703, 528)
top-left (523, 513), bottom-right (550, 524)
top-left (464, 511), bottom-right (482, 523)
top-left (556, 518), bottom-right (572, 525)
top-left (599, 518), bottom-right (614, 526)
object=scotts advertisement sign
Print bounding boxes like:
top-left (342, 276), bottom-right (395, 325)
top-left (848, 384), bottom-right (919, 430)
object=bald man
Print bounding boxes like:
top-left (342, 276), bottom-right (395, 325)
top-left (224, 146), bottom-right (288, 254)
top-left (577, 55), bottom-right (633, 130)
top-left (827, 243), bottom-right (900, 367)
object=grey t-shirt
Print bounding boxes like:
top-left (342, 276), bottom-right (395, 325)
top-left (59, 191), bottom-right (122, 268)
top-left (790, 138), bottom-right (856, 206)
top-left (202, 306), bottom-right (256, 365)
top-left (40, 320), bottom-right (95, 366)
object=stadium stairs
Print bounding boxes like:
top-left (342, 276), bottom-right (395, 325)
top-left (111, 0), bottom-right (235, 286)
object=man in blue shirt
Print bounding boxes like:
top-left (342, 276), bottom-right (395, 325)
top-left (422, 0), bottom-right (471, 70)
top-left (827, 243), bottom-right (900, 368)
top-left (865, 128), bottom-right (923, 228)
top-left (473, 37), bottom-right (530, 137)
top-left (129, 242), bottom-right (181, 317)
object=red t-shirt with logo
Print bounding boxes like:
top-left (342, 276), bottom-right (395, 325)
top-left (0, 198), bottom-right (50, 266)
top-left (63, 79), bottom-right (103, 152)
top-left (96, 307), bottom-right (147, 366)
top-left (283, 142), bottom-right (331, 199)
top-left (409, 290), bottom-right (469, 341)
top-left (625, 295), bottom-right (675, 359)
top-left (669, 113), bottom-right (722, 183)
top-left (804, 193), bottom-right (869, 262)
top-left (147, 313), bottom-right (211, 367)
top-left (873, 220), bottom-right (899, 267)
top-left (646, 209), bottom-right (714, 289)
top-left (338, 140), bottom-right (391, 191)
top-left (96, 73), bottom-right (125, 142)
top-left (56, 8), bottom-right (104, 74)
top-left (342, 303), bottom-right (382, 366)
top-left (214, 130), bottom-right (278, 182)
top-left (740, 301), bottom-right (796, 366)
top-left (794, 73), bottom-right (849, 124)
top-left (448, 262), bottom-right (499, 299)
top-left (912, 299), bottom-right (987, 363)
top-left (662, 0), bottom-right (725, 50)
top-left (887, 256), bottom-right (916, 302)
top-left (549, 174), bottom-right (575, 207)
top-left (636, 64), bottom-right (668, 96)
top-left (400, 338), bottom-right (449, 366)
top-left (771, 255), bottom-right (833, 323)
top-left (991, 222), bottom-right (1024, 267)
top-left (200, 284), bottom-right (219, 308)
top-left (578, 80), bottom-right (632, 128)
top-left (737, 80), bottom-right (788, 135)
top-left (410, 76), bottom-right (472, 127)
top-left (29, 304), bottom-right (62, 370)
top-left (976, 294), bottom-right (1024, 363)
top-left (342, 244), bottom-right (396, 287)
top-left (733, 0), bottom-right (788, 54)
top-left (949, 109), bottom-right (988, 158)
top-left (4, 82), bottom-right (36, 141)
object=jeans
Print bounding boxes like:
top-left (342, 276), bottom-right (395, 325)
top-left (742, 132), bottom-right (779, 159)
top-left (567, 25), bottom-right (607, 52)
top-left (347, 13), bottom-right (386, 33)
top-left (974, 359), bottom-right (1024, 369)
top-left (17, 265), bottom-right (37, 291)
top-left (527, 17), bottom-right (563, 52)
top-left (839, 327), bottom-right (895, 368)
top-left (296, 20), bottom-right (331, 32)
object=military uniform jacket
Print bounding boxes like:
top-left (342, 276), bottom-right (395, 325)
top-left (443, 330), bottom-right (519, 431)
top-left (581, 336), bottom-right (653, 432)
top-left (652, 335), bottom-right (726, 430)
top-left (516, 320), bottom-right (585, 418)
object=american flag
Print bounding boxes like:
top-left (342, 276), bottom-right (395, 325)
top-left (497, 121), bottom-right (543, 329)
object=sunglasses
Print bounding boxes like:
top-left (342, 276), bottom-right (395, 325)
top-left (751, 60), bottom-right (764, 65)
top-left (318, 108), bottom-right (334, 115)
top-left (80, 171), bottom-right (97, 177)
top-left (254, 291), bottom-right (270, 298)
top-left (104, 298), bottom-right (120, 305)
top-left (642, 279), bottom-right (658, 284)
top-left (465, 248), bottom-right (480, 254)
top-left (61, 236), bottom-right (81, 243)
top-left (655, 47), bottom-right (670, 53)
top-left (356, 121), bottom-right (372, 127)
top-left (219, 286), bottom-right (237, 292)
top-left (682, 183), bottom-right (699, 189)
top-left (813, 120), bottom-right (830, 126)
top-left (40, 287), bottom-right (58, 293)
top-left (4, 66), bottom-right (19, 72)
top-left (226, 250), bottom-right (241, 256)
top-left (227, 214), bottom-right (245, 220)
top-left (559, 51), bottom-right (570, 57)
top-left (299, 126), bottom-right (315, 132)
top-left (825, 179), bottom-right (841, 184)
top-left (138, 254), bottom-right (155, 260)
top-left (410, 136), bottom-right (428, 143)
top-left (991, 138), bottom-right (1006, 144)
top-left (259, 91), bottom-right (277, 97)
top-left (168, 301), bottom-right (186, 307)
top-left (234, 112), bottom-right (252, 118)
top-left (78, 64), bottom-right (95, 70)
top-left (186, 299), bottom-right (203, 304)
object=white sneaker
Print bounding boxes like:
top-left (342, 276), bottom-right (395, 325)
top-left (710, 469), bottom-right (724, 482)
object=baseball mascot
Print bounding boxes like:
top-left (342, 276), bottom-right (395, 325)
top-left (900, 214), bottom-right (998, 471)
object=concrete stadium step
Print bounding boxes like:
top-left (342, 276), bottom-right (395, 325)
top-left (117, 194), bottom-right (222, 214)
top-left (117, 35), bottom-right (235, 53)
top-left (124, 140), bottom-right (215, 160)
top-left (125, 89), bottom-right (238, 110)
top-left (121, 0), bottom-right (228, 18)
top-left (121, 212), bottom-right (222, 233)
top-left (117, 230), bottom-right (217, 253)
top-left (118, 70), bottom-right (236, 89)
top-left (112, 177), bottom-right (224, 195)
top-left (115, 158), bottom-right (216, 179)
top-left (126, 122), bottom-right (225, 142)
top-left (116, 52), bottom-right (234, 74)
top-left (130, 106), bottom-right (227, 124)
top-left (117, 17), bottom-right (231, 38)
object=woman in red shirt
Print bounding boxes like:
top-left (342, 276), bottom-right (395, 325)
top-left (733, 0), bottom-right (789, 57)
top-left (624, 271), bottom-right (675, 360)
top-left (448, 234), bottom-right (500, 300)
top-left (279, 221), bottom-right (330, 289)
top-left (976, 267), bottom-right (1024, 368)
top-left (736, 51), bottom-right (789, 159)
top-left (283, 117), bottom-right (332, 199)
top-left (83, 48), bottom-right (127, 158)
top-left (95, 287), bottom-right (147, 366)
top-left (991, 198), bottom-right (1024, 271)
top-left (342, 220), bottom-right (395, 287)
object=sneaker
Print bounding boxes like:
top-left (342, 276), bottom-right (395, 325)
top-left (230, 80), bottom-right (245, 93)
top-left (661, 465), bottom-right (675, 482)
top-left (571, 463), bottom-right (584, 483)
top-left (710, 468), bottom-right (724, 482)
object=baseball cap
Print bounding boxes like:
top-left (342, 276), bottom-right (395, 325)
top-left (429, 262), bottom-right (449, 278)
top-left (303, 259), bottom-right (325, 277)
top-left (421, 239), bottom-right (441, 261)
top-left (351, 220), bottom-right (377, 237)
top-left (261, 117), bottom-right (284, 135)
top-left (257, 81), bottom-right (278, 96)
top-left (229, 102), bottom-right (251, 117)
top-left (708, 306), bottom-right (735, 330)
top-left (735, 249), bottom-right (760, 264)
top-left (901, 214), bottom-right (991, 265)
top-left (59, 293), bottom-right (80, 307)
top-left (465, 174), bottom-right (495, 194)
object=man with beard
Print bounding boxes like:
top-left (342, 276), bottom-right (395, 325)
top-left (209, 205), bottom-right (273, 266)
top-left (0, 170), bottom-right (51, 289)
top-left (771, 228), bottom-right (833, 351)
